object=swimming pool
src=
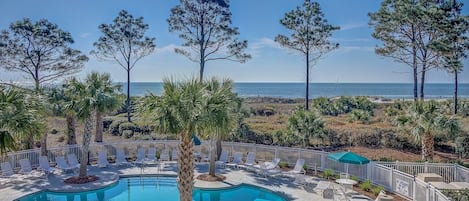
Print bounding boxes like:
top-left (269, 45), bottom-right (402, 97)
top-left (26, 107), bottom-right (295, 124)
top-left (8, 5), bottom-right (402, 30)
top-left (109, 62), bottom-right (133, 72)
top-left (17, 176), bottom-right (287, 201)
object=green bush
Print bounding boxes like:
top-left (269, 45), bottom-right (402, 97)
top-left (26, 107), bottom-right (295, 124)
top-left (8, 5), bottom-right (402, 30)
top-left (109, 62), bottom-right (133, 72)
top-left (353, 96), bottom-right (375, 113)
top-left (109, 120), bottom-right (125, 136)
top-left (443, 188), bottom-right (469, 200)
top-left (359, 180), bottom-right (373, 192)
top-left (119, 122), bottom-right (138, 137)
top-left (323, 169), bottom-right (335, 179)
top-left (278, 161), bottom-right (289, 168)
top-left (348, 109), bottom-right (372, 124)
top-left (350, 175), bottom-right (359, 182)
top-left (455, 136), bottom-right (469, 158)
top-left (371, 185), bottom-right (385, 196)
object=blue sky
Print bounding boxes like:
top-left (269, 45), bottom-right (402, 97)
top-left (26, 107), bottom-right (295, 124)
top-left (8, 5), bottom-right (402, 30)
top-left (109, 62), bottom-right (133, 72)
top-left (0, 0), bottom-right (468, 83)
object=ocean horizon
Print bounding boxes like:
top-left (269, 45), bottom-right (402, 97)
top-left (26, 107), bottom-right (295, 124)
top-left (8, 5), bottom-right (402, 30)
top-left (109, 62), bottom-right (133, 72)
top-left (119, 82), bottom-right (469, 99)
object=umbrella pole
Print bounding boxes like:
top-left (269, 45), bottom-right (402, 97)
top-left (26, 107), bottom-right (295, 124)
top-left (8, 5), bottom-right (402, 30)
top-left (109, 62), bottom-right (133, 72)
top-left (346, 163), bottom-right (349, 178)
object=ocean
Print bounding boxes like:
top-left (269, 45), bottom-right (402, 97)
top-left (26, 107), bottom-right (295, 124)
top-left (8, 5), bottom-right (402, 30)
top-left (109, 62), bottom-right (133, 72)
top-left (120, 82), bottom-right (469, 99)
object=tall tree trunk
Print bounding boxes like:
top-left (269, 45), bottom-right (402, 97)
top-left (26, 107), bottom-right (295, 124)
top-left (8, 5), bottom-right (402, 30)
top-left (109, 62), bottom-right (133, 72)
top-left (178, 131), bottom-right (194, 201)
top-left (40, 132), bottom-right (47, 156)
top-left (95, 111), bottom-right (103, 143)
top-left (79, 116), bottom-right (93, 178)
top-left (199, 61), bottom-right (205, 82)
top-left (66, 114), bottom-right (77, 144)
top-left (216, 138), bottom-right (222, 160)
top-left (305, 52), bottom-right (310, 110)
top-left (419, 62), bottom-right (427, 100)
top-left (412, 25), bottom-right (418, 102)
top-left (209, 139), bottom-right (216, 176)
top-left (422, 132), bottom-right (434, 161)
top-left (126, 69), bottom-right (131, 122)
top-left (454, 71), bottom-right (458, 115)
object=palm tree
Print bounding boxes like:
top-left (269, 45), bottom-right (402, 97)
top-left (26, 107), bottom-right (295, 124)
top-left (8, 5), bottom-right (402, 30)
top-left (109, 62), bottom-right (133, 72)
top-left (84, 72), bottom-right (122, 143)
top-left (0, 87), bottom-right (44, 154)
top-left (201, 78), bottom-right (237, 177)
top-left (288, 106), bottom-right (327, 148)
top-left (396, 101), bottom-right (460, 161)
top-left (47, 85), bottom-right (77, 145)
top-left (139, 78), bottom-right (204, 201)
top-left (64, 72), bottom-right (120, 178)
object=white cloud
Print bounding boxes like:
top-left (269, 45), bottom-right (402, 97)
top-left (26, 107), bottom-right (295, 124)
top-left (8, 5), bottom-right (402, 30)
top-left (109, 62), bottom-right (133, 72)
top-left (80, 33), bottom-right (92, 38)
top-left (250, 37), bottom-right (282, 50)
top-left (339, 23), bottom-right (368, 31)
top-left (337, 45), bottom-right (375, 53)
top-left (155, 44), bottom-right (181, 54)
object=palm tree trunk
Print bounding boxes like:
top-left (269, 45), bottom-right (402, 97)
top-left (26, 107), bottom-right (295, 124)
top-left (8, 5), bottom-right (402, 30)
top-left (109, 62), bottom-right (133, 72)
top-left (40, 132), bottom-right (47, 156)
top-left (422, 132), bottom-right (434, 161)
top-left (95, 111), bottom-right (103, 143)
top-left (66, 114), bottom-right (77, 145)
top-left (216, 138), bottom-right (222, 160)
top-left (209, 139), bottom-right (216, 176)
top-left (178, 131), bottom-right (194, 201)
top-left (79, 116), bottom-right (93, 177)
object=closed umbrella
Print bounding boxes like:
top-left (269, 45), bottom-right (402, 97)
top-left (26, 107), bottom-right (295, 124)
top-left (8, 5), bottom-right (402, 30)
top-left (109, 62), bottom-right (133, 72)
top-left (328, 151), bottom-right (370, 176)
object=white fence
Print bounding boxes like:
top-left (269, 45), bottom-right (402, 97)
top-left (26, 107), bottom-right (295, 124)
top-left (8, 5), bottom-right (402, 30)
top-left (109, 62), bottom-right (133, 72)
top-left (0, 140), bottom-right (456, 201)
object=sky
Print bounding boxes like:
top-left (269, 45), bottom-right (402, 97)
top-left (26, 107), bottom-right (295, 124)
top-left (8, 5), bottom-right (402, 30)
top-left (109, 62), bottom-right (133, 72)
top-left (0, 0), bottom-right (468, 84)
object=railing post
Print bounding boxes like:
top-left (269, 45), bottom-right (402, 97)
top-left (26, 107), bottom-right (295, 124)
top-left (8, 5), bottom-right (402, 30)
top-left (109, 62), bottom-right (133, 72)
top-left (454, 163), bottom-right (458, 182)
top-left (298, 149), bottom-right (301, 160)
top-left (367, 162), bottom-right (372, 180)
top-left (424, 161), bottom-right (428, 173)
top-left (320, 153), bottom-right (326, 170)
top-left (274, 147), bottom-right (278, 159)
top-left (413, 176), bottom-right (416, 201)
top-left (389, 167), bottom-right (394, 191)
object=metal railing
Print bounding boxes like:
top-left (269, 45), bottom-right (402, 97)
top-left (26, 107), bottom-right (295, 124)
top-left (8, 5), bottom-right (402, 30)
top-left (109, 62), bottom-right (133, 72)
top-left (0, 140), bottom-right (455, 201)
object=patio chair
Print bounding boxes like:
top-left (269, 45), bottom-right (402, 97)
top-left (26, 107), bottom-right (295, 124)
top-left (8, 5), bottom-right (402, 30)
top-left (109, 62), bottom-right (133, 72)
top-left (171, 149), bottom-right (178, 161)
top-left (238, 152), bottom-right (256, 170)
top-left (146, 148), bottom-right (157, 163)
top-left (115, 149), bottom-right (130, 166)
top-left (55, 156), bottom-right (75, 173)
top-left (226, 152), bottom-right (243, 169)
top-left (67, 154), bottom-right (80, 169)
top-left (134, 148), bottom-right (146, 166)
top-left (1, 162), bottom-right (14, 177)
top-left (38, 156), bottom-right (56, 175)
top-left (284, 159), bottom-right (306, 178)
top-left (97, 150), bottom-right (110, 168)
top-left (255, 158), bottom-right (281, 177)
top-left (215, 150), bottom-right (229, 168)
top-left (19, 159), bottom-right (35, 175)
top-left (159, 149), bottom-right (170, 162)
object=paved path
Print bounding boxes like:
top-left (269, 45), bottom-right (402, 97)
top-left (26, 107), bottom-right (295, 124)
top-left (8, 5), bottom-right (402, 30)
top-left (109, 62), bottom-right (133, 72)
top-left (1, 162), bottom-right (368, 201)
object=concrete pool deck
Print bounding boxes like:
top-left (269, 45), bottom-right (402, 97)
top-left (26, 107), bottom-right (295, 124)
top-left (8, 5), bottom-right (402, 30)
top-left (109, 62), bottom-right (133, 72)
top-left (1, 162), bottom-right (370, 201)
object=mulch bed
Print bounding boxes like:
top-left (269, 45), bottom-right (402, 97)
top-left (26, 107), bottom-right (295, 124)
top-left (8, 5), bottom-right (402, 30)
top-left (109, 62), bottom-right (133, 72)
top-left (196, 174), bottom-right (226, 182)
top-left (64, 175), bottom-right (100, 184)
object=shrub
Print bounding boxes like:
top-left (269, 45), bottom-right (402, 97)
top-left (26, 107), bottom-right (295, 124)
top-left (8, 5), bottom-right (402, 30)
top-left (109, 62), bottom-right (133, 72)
top-left (348, 109), bottom-right (372, 124)
top-left (109, 120), bottom-right (125, 136)
top-left (50, 129), bottom-right (58, 135)
top-left (119, 122), bottom-right (138, 137)
top-left (359, 180), bottom-right (373, 192)
top-left (102, 118), bottom-right (113, 130)
top-left (349, 130), bottom-right (381, 147)
top-left (323, 169), bottom-right (335, 179)
top-left (278, 161), bottom-right (289, 168)
top-left (353, 96), bottom-right (375, 113)
top-left (371, 186), bottom-right (385, 196)
top-left (455, 136), bottom-right (469, 158)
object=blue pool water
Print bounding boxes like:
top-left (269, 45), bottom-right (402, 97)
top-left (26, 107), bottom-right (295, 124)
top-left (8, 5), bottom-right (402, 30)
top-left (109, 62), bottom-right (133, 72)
top-left (17, 177), bottom-right (286, 201)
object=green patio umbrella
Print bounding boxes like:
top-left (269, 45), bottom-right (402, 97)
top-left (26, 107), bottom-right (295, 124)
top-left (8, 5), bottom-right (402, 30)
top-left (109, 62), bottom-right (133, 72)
top-left (328, 151), bottom-right (370, 176)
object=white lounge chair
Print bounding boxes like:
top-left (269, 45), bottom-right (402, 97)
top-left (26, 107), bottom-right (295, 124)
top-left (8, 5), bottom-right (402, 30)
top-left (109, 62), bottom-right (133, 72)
top-left (55, 156), bottom-right (75, 173)
top-left (171, 149), bottom-right (178, 161)
top-left (238, 152), bottom-right (256, 170)
top-left (255, 158), bottom-right (281, 177)
top-left (115, 149), bottom-right (130, 166)
top-left (284, 159), bottom-right (306, 178)
top-left (19, 159), bottom-right (35, 175)
top-left (67, 154), bottom-right (80, 169)
top-left (1, 162), bottom-right (14, 177)
top-left (38, 156), bottom-right (56, 175)
top-left (226, 152), bottom-right (243, 169)
top-left (134, 148), bottom-right (146, 166)
top-left (97, 151), bottom-right (110, 168)
top-left (159, 149), bottom-right (170, 162)
top-left (215, 150), bottom-right (229, 168)
top-left (146, 148), bottom-right (157, 164)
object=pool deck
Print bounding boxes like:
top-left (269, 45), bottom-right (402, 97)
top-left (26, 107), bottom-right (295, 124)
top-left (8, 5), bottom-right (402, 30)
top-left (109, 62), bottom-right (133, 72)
top-left (1, 162), bottom-right (371, 201)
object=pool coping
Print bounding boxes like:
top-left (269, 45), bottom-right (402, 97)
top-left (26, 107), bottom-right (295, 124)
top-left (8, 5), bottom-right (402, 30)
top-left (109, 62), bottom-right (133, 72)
top-left (14, 174), bottom-right (289, 201)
